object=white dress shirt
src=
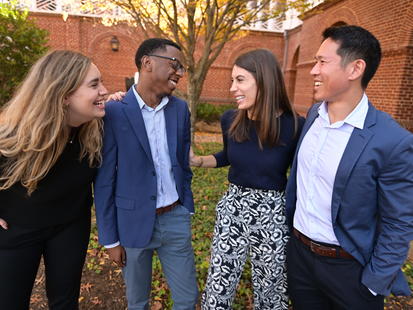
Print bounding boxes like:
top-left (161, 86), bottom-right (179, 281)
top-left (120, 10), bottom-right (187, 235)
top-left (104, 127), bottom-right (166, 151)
top-left (293, 93), bottom-right (369, 245)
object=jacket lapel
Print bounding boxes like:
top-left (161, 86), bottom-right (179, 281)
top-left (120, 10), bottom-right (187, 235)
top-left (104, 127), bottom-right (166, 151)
top-left (121, 89), bottom-right (153, 164)
top-left (164, 97), bottom-right (177, 165)
top-left (331, 103), bottom-right (377, 222)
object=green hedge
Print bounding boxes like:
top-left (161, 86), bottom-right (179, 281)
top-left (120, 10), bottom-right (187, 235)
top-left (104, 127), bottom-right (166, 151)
top-left (196, 102), bottom-right (234, 123)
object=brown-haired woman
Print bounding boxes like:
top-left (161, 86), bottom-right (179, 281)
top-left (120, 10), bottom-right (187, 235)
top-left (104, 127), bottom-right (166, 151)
top-left (0, 50), bottom-right (108, 310)
top-left (190, 49), bottom-right (305, 310)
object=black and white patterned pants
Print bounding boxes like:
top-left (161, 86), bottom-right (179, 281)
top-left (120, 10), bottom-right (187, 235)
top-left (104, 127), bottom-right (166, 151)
top-left (202, 183), bottom-right (289, 310)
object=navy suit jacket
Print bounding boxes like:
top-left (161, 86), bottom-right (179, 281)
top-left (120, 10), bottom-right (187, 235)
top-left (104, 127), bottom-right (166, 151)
top-left (94, 88), bottom-right (193, 248)
top-left (286, 102), bottom-right (413, 296)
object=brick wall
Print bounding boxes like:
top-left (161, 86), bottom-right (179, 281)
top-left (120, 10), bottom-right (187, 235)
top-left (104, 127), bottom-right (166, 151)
top-left (199, 31), bottom-right (284, 104)
top-left (30, 12), bottom-right (142, 94)
top-left (28, 0), bottom-right (413, 127)
top-left (285, 0), bottom-right (413, 128)
top-left (29, 12), bottom-right (283, 106)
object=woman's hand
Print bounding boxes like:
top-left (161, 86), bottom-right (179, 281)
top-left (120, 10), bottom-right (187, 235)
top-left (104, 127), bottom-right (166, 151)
top-left (0, 218), bottom-right (8, 230)
top-left (190, 147), bottom-right (203, 167)
top-left (106, 91), bottom-right (126, 102)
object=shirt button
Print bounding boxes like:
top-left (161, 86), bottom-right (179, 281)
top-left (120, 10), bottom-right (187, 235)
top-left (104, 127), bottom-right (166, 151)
top-left (151, 196), bottom-right (156, 200)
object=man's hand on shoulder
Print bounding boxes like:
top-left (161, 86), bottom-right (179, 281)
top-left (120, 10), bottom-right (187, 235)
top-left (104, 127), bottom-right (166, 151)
top-left (106, 91), bottom-right (126, 102)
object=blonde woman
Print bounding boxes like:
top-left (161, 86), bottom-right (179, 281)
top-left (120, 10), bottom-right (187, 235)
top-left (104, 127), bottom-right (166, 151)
top-left (0, 50), bottom-right (108, 310)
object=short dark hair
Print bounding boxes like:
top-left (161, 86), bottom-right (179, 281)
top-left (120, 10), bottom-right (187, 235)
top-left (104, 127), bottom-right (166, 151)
top-left (322, 25), bottom-right (381, 89)
top-left (135, 38), bottom-right (181, 70)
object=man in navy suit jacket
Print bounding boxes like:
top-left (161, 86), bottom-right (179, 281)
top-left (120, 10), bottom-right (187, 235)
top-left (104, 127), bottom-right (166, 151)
top-left (94, 38), bottom-right (198, 310)
top-left (286, 25), bottom-right (413, 309)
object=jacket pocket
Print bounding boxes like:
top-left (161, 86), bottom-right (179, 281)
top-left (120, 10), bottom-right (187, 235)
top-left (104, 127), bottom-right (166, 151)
top-left (115, 196), bottom-right (135, 210)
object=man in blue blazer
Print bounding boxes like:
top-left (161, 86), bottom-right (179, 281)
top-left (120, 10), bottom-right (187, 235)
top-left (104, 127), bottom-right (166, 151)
top-left (94, 38), bottom-right (198, 310)
top-left (286, 25), bottom-right (413, 309)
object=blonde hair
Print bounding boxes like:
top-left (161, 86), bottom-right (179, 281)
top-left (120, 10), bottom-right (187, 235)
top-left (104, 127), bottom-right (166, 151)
top-left (0, 50), bottom-right (103, 194)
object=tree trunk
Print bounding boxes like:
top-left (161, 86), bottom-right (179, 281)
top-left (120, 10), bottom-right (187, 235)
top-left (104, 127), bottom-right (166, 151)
top-left (186, 74), bottom-right (203, 142)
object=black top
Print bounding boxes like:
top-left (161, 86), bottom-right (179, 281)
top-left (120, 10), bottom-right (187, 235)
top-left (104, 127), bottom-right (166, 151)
top-left (0, 136), bottom-right (96, 228)
top-left (214, 109), bottom-right (305, 191)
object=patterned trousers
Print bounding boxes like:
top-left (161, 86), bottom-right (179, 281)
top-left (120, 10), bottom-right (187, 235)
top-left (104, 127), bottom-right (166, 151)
top-left (202, 183), bottom-right (289, 310)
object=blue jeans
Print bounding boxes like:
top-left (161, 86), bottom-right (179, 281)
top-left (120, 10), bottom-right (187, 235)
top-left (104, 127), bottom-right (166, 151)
top-left (123, 204), bottom-right (198, 310)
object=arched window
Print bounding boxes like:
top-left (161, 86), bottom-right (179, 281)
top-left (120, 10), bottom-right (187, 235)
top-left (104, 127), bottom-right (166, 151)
top-left (331, 21), bottom-right (348, 27)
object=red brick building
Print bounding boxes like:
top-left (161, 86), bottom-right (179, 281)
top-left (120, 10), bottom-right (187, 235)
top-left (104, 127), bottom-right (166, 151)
top-left (29, 0), bottom-right (413, 130)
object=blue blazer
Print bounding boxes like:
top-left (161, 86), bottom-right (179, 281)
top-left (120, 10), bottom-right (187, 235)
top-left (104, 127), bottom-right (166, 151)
top-left (286, 102), bottom-right (413, 296)
top-left (94, 88), bottom-right (194, 248)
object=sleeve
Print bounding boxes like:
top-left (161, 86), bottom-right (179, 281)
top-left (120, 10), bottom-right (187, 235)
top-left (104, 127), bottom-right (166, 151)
top-left (93, 107), bottom-right (120, 246)
top-left (361, 133), bottom-right (413, 295)
top-left (182, 104), bottom-right (194, 210)
top-left (213, 110), bottom-right (232, 167)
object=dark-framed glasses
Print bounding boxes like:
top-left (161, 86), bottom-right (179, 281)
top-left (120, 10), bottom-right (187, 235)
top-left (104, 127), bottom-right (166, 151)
top-left (147, 54), bottom-right (186, 73)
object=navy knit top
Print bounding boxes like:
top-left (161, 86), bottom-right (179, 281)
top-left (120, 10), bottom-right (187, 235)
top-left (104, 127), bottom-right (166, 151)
top-left (213, 109), bottom-right (305, 191)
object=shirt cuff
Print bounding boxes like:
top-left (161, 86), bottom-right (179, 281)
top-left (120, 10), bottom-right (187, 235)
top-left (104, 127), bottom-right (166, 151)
top-left (104, 241), bottom-right (120, 248)
top-left (368, 287), bottom-right (377, 296)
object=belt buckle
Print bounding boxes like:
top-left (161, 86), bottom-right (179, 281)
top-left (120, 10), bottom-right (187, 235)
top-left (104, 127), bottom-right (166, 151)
top-left (309, 240), bottom-right (321, 253)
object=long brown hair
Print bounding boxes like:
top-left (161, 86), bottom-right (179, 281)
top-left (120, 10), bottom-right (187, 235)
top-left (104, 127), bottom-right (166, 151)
top-left (229, 49), bottom-right (298, 147)
top-left (0, 50), bottom-right (103, 194)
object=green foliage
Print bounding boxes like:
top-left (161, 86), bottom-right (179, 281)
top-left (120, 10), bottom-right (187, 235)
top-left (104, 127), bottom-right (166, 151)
top-left (196, 102), bottom-right (234, 123)
top-left (86, 223), bottom-right (104, 274)
top-left (402, 261), bottom-right (413, 291)
top-left (0, 1), bottom-right (48, 106)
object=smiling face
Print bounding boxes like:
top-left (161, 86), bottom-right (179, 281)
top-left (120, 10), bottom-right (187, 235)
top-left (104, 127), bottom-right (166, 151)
top-left (148, 45), bottom-right (185, 97)
top-left (230, 65), bottom-right (258, 114)
top-left (66, 63), bottom-right (108, 127)
top-left (310, 38), bottom-right (355, 104)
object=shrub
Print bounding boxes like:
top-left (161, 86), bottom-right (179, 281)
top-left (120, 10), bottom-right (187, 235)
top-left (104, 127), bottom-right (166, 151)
top-left (0, 1), bottom-right (48, 106)
top-left (196, 102), bottom-right (234, 123)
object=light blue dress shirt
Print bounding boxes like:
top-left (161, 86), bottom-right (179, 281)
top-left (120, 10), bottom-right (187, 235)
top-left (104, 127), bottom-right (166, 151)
top-left (132, 85), bottom-right (179, 209)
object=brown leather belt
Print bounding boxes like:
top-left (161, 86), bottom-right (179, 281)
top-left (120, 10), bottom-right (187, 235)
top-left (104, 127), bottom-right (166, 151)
top-left (155, 200), bottom-right (180, 216)
top-left (293, 228), bottom-right (354, 259)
